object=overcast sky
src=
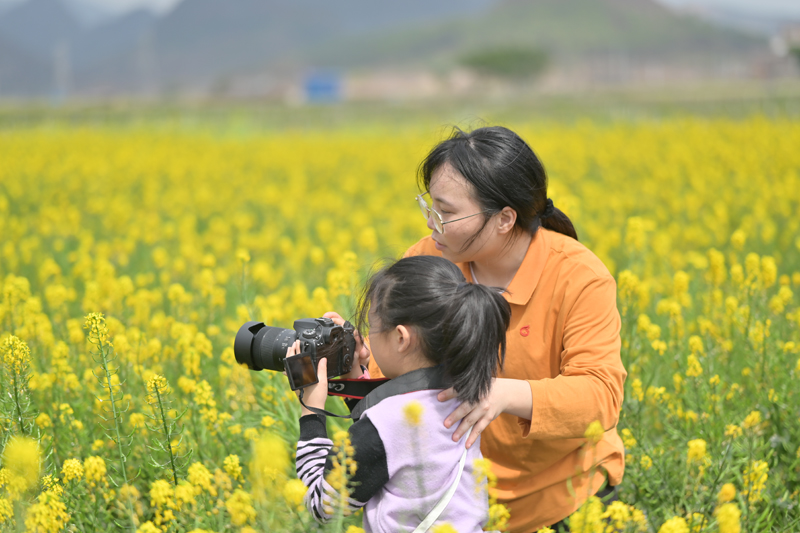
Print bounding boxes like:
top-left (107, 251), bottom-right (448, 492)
top-left (658, 0), bottom-right (800, 16)
top-left (2, 0), bottom-right (800, 18)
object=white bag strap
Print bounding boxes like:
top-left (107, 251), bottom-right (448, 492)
top-left (412, 427), bottom-right (472, 533)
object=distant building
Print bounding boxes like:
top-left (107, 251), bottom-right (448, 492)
top-left (784, 23), bottom-right (800, 45)
top-left (772, 23), bottom-right (800, 56)
top-left (304, 71), bottom-right (341, 103)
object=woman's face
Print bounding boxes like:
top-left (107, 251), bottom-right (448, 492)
top-left (426, 162), bottom-right (497, 264)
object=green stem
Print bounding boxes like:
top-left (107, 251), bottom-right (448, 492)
top-left (11, 365), bottom-right (26, 436)
top-left (156, 386), bottom-right (179, 485)
top-left (96, 338), bottom-right (136, 532)
top-left (98, 339), bottom-right (128, 486)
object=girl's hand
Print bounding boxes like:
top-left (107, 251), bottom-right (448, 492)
top-left (438, 378), bottom-right (532, 449)
top-left (323, 311), bottom-right (370, 378)
top-left (286, 340), bottom-right (330, 416)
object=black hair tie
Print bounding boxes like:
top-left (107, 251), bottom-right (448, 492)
top-left (456, 281), bottom-right (470, 292)
top-left (540, 198), bottom-right (555, 219)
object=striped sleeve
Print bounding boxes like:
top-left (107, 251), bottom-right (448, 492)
top-left (296, 414), bottom-right (389, 523)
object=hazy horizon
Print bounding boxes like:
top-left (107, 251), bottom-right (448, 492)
top-left (1, 0), bottom-right (800, 19)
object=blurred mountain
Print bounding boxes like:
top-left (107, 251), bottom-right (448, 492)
top-left (0, 0), bottom-right (776, 98)
top-left (0, 30), bottom-right (50, 93)
top-left (309, 0), bottom-right (767, 70)
top-left (62, 0), bottom-right (120, 27)
top-left (667, 4), bottom-right (800, 36)
top-left (0, 0), bottom-right (82, 62)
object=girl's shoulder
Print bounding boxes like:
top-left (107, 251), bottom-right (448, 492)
top-left (362, 389), bottom-right (458, 439)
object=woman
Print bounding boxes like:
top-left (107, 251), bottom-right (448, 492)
top-left (332, 126), bottom-right (626, 532)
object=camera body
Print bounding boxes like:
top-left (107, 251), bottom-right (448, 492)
top-left (234, 317), bottom-right (356, 390)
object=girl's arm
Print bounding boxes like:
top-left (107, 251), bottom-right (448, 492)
top-left (290, 344), bottom-right (389, 523)
top-left (297, 414), bottom-right (389, 522)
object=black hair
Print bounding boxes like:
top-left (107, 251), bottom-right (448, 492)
top-left (356, 255), bottom-right (511, 404)
top-left (419, 126), bottom-right (578, 251)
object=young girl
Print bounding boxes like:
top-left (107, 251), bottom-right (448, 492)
top-left (288, 255), bottom-right (511, 533)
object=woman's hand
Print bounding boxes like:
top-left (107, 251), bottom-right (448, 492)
top-left (286, 340), bottom-right (329, 416)
top-left (438, 378), bottom-right (533, 449)
top-left (323, 311), bottom-right (370, 378)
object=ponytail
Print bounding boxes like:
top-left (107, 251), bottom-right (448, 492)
top-left (356, 256), bottom-right (511, 404)
top-left (538, 199), bottom-right (578, 240)
top-left (439, 282), bottom-right (510, 404)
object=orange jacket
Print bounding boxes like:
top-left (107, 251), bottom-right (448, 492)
top-left (368, 228), bottom-right (626, 532)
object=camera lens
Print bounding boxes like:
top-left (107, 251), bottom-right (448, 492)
top-left (234, 321), bottom-right (297, 371)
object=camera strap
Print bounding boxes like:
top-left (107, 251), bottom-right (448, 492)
top-left (326, 377), bottom-right (390, 400)
top-left (299, 367), bottom-right (450, 420)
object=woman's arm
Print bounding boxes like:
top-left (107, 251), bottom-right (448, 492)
top-left (521, 275), bottom-right (625, 439)
top-left (437, 378), bottom-right (532, 448)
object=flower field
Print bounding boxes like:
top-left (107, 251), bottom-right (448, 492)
top-left (1, 116), bottom-right (800, 532)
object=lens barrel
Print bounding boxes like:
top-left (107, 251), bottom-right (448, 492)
top-left (234, 321), bottom-right (297, 372)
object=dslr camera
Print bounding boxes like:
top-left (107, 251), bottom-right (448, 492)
top-left (234, 317), bottom-right (356, 391)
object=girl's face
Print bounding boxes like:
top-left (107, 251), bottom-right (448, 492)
top-left (426, 162), bottom-right (501, 264)
top-left (367, 308), bottom-right (426, 379)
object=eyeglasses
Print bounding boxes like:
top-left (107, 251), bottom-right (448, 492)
top-left (415, 192), bottom-right (487, 235)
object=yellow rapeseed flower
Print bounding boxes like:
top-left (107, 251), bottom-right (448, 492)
top-left (1, 335), bottom-right (31, 375)
top-left (250, 434), bottom-right (290, 495)
top-left (725, 424), bottom-right (742, 439)
top-left (149, 479), bottom-right (175, 510)
top-left (657, 516), bottom-right (689, 533)
top-left (187, 462), bottom-right (217, 496)
top-left (487, 503), bottom-right (511, 532)
top-left (402, 400), bottom-right (424, 427)
top-left (282, 478), bottom-right (308, 510)
top-left (569, 495), bottom-right (603, 533)
top-left (174, 481), bottom-right (196, 510)
top-left (473, 458), bottom-right (498, 489)
top-left (742, 410), bottom-right (762, 431)
top-left (225, 489), bottom-right (256, 526)
top-left (631, 378), bottom-right (644, 401)
top-left (223, 454), bottom-right (243, 482)
top-left (60, 459), bottom-right (83, 483)
top-left (621, 428), bottom-right (637, 449)
top-left (83, 312), bottom-right (110, 345)
top-left (686, 354), bottom-right (703, 377)
top-left (716, 502), bottom-right (741, 533)
top-left (136, 521), bottom-right (160, 533)
top-left (602, 501), bottom-right (631, 531)
top-left (146, 374), bottom-right (171, 404)
top-left (743, 460), bottom-right (769, 504)
top-left (35, 413), bottom-right (52, 429)
top-left (83, 456), bottom-right (107, 488)
top-left (24, 490), bottom-right (70, 533)
top-left (2, 436), bottom-right (39, 494)
top-left (584, 420), bottom-right (604, 444)
top-left (686, 439), bottom-right (707, 464)
top-left (718, 482), bottom-right (736, 503)
top-left (0, 497), bottom-right (13, 523)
